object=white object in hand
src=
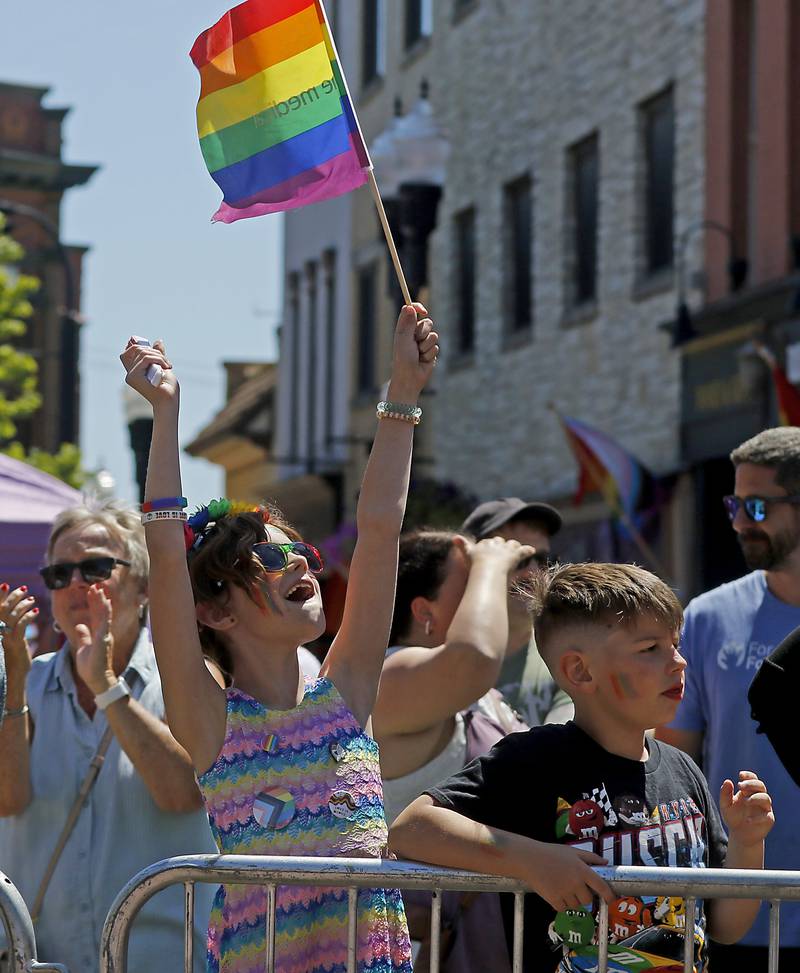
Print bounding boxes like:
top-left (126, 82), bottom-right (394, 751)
top-left (131, 336), bottom-right (163, 387)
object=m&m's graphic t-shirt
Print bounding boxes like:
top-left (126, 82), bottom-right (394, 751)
top-left (428, 722), bottom-right (728, 973)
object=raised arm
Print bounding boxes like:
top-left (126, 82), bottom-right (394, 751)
top-left (0, 586), bottom-right (36, 815)
top-left (120, 340), bottom-right (226, 771)
top-left (373, 537), bottom-right (533, 736)
top-left (323, 305), bottom-right (438, 728)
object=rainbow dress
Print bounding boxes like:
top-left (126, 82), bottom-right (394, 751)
top-left (198, 677), bottom-right (412, 973)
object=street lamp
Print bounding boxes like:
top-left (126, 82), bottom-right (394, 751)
top-left (672, 219), bottom-right (748, 347)
top-left (123, 385), bottom-right (153, 504)
top-left (0, 198), bottom-right (83, 444)
top-left (369, 81), bottom-right (450, 300)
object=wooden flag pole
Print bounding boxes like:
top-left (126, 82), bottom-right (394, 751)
top-left (368, 171), bottom-right (414, 307)
top-left (551, 406), bottom-right (671, 579)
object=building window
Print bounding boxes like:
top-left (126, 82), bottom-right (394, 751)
top-left (569, 133), bottom-right (599, 306)
top-left (287, 272), bottom-right (301, 460)
top-left (641, 87), bottom-right (675, 274)
top-left (503, 174), bottom-right (533, 333)
top-left (362, 0), bottom-right (385, 88)
top-left (454, 207), bottom-right (476, 355)
top-left (356, 263), bottom-right (377, 394)
top-left (405, 0), bottom-right (433, 49)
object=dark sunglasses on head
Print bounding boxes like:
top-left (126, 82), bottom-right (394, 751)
top-left (723, 494), bottom-right (800, 523)
top-left (40, 556), bottom-right (132, 591)
top-left (517, 551), bottom-right (553, 571)
top-left (251, 541), bottom-right (324, 574)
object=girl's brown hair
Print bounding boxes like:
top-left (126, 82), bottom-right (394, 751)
top-left (187, 503), bottom-right (301, 680)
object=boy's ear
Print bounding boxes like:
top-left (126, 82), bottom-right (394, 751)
top-left (559, 650), bottom-right (595, 694)
top-left (196, 600), bottom-right (236, 632)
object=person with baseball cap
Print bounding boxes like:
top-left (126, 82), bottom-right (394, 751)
top-left (460, 497), bottom-right (573, 726)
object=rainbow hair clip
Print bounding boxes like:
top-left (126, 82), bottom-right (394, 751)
top-left (183, 498), bottom-right (269, 552)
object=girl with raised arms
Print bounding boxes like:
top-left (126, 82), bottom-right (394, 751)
top-left (120, 303), bottom-right (438, 973)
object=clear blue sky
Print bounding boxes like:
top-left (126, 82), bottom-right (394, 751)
top-left (4, 0), bottom-right (284, 503)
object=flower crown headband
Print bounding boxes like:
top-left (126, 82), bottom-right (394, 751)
top-left (183, 498), bottom-right (269, 553)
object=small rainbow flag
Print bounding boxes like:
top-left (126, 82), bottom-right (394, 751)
top-left (769, 363), bottom-right (800, 426)
top-left (556, 413), bottom-right (651, 519)
top-left (190, 0), bottom-right (371, 223)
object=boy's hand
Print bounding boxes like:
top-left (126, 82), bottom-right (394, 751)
top-left (467, 536), bottom-right (537, 575)
top-left (120, 338), bottom-right (178, 408)
top-left (516, 840), bottom-right (614, 913)
top-left (720, 771), bottom-right (775, 847)
top-left (387, 303), bottom-right (439, 400)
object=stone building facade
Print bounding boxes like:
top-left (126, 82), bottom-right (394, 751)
top-left (423, 0), bottom-right (705, 582)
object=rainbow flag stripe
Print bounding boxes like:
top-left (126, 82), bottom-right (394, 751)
top-left (190, 0), bottom-right (371, 223)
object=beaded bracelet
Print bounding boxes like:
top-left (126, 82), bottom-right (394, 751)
top-left (376, 400), bottom-right (422, 425)
top-left (141, 496), bottom-right (188, 513)
top-left (141, 509), bottom-right (188, 525)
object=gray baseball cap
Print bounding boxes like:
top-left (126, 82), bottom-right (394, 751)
top-left (460, 497), bottom-right (563, 539)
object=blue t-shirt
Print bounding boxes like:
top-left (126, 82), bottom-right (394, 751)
top-left (667, 570), bottom-right (800, 947)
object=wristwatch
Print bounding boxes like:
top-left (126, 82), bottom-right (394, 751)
top-left (94, 677), bottom-right (130, 711)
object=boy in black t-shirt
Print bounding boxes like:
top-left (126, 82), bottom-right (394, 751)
top-left (390, 563), bottom-right (775, 972)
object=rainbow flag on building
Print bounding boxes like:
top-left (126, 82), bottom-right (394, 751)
top-left (556, 412), bottom-right (654, 519)
top-left (190, 0), bottom-right (371, 223)
top-left (769, 363), bottom-right (800, 426)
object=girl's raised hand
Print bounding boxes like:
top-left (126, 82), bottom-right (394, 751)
top-left (120, 338), bottom-right (178, 407)
top-left (389, 303), bottom-right (439, 397)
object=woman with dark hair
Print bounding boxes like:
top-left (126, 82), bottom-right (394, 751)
top-left (374, 529), bottom-right (532, 972)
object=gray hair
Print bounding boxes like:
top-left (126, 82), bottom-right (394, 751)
top-left (47, 498), bottom-right (149, 591)
top-left (730, 427), bottom-right (800, 494)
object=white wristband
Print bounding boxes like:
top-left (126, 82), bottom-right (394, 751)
top-left (141, 509), bottom-right (187, 525)
top-left (95, 677), bottom-right (130, 711)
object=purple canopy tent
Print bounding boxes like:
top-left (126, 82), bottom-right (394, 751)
top-left (0, 452), bottom-right (81, 605)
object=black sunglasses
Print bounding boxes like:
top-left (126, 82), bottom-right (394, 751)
top-left (40, 556), bottom-right (132, 591)
top-left (723, 494), bottom-right (800, 524)
top-left (251, 542), bottom-right (324, 574)
top-left (517, 551), bottom-right (553, 571)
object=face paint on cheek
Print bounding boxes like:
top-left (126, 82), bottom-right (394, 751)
top-left (610, 672), bottom-right (637, 699)
top-left (253, 582), bottom-right (283, 617)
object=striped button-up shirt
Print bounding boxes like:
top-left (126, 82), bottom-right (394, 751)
top-left (0, 631), bottom-right (216, 973)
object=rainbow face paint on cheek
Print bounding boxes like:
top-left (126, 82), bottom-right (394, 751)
top-left (610, 672), bottom-right (637, 699)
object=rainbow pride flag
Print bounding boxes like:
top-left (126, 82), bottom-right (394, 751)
top-left (190, 0), bottom-right (371, 223)
top-left (556, 413), bottom-right (651, 518)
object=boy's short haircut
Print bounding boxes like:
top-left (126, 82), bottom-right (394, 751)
top-left (524, 562), bottom-right (683, 659)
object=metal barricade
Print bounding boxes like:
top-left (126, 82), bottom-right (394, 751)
top-left (99, 855), bottom-right (800, 973)
top-left (0, 870), bottom-right (68, 973)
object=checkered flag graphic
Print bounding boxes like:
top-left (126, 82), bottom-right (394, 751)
top-left (583, 783), bottom-right (617, 827)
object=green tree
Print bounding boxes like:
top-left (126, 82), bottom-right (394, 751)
top-left (0, 213), bottom-right (85, 488)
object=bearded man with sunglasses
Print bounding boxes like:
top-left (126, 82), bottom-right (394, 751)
top-left (0, 500), bottom-right (216, 973)
top-left (657, 427), bottom-right (800, 970)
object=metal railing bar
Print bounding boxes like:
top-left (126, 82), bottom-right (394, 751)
top-left (183, 881), bottom-right (194, 973)
top-left (769, 899), bottom-right (780, 973)
top-left (597, 899), bottom-right (609, 973)
top-left (0, 871), bottom-right (38, 973)
top-left (346, 887), bottom-right (358, 973)
top-left (265, 884), bottom-right (276, 973)
top-left (511, 892), bottom-right (524, 973)
top-left (429, 890), bottom-right (442, 973)
top-left (99, 857), bottom-right (800, 973)
top-left (683, 896), bottom-right (696, 972)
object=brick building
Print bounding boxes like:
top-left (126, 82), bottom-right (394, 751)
top-left (0, 81), bottom-right (97, 451)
